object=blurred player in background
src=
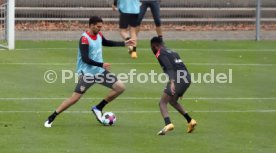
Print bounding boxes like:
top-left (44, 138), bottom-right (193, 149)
top-left (44, 16), bottom-right (134, 128)
top-left (137, 0), bottom-right (163, 41)
top-left (112, 0), bottom-right (140, 59)
top-left (150, 37), bottom-right (197, 135)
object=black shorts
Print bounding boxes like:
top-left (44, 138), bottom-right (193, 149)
top-left (164, 81), bottom-right (191, 97)
top-left (74, 71), bottom-right (118, 94)
top-left (119, 11), bottom-right (139, 29)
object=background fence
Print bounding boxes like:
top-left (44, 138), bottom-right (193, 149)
top-left (2, 0), bottom-right (276, 40)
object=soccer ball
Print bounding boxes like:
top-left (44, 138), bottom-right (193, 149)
top-left (102, 112), bottom-right (116, 126)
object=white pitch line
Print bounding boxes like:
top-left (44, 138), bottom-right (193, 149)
top-left (14, 48), bottom-right (276, 52)
top-left (0, 63), bottom-right (75, 65)
top-left (0, 62), bottom-right (274, 66)
top-left (0, 110), bottom-right (275, 113)
top-left (186, 63), bottom-right (275, 66)
top-left (0, 97), bottom-right (276, 101)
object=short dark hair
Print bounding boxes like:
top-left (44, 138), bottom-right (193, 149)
top-left (150, 37), bottom-right (163, 45)
top-left (89, 16), bottom-right (103, 25)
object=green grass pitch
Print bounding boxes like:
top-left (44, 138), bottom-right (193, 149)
top-left (0, 40), bottom-right (276, 153)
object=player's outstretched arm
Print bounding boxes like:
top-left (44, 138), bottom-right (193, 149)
top-left (102, 35), bottom-right (124, 47)
top-left (102, 35), bottom-right (135, 47)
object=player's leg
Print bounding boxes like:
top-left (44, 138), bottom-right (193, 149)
top-left (120, 29), bottom-right (130, 40)
top-left (119, 12), bottom-right (130, 42)
top-left (169, 95), bottom-right (189, 118)
top-left (169, 95), bottom-right (197, 133)
top-left (149, 1), bottom-right (163, 39)
top-left (94, 80), bottom-right (125, 110)
top-left (105, 80), bottom-right (126, 102)
top-left (157, 83), bottom-right (175, 135)
top-left (136, 2), bottom-right (148, 35)
top-left (94, 71), bottom-right (125, 110)
top-left (56, 93), bottom-right (82, 114)
top-left (157, 92), bottom-right (175, 135)
top-left (119, 11), bottom-right (131, 40)
top-left (120, 27), bottom-right (136, 59)
top-left (92, 72), bottom-right (125, 123)
top-left (44, 92), bottom-right (82, 128)
top-left (169, 84), bottom-right (197, 133)
top-left (128, 13), bottom-right (139, 59)
top-left (44, 75), bottom-right (93, 127)
top-left (159, 92), bottom-right (171, 123)
top-left (119, 12), bottom-right (137, 58)
top-left (129, 26), bottom-right (138, 59)
top-left (169, 95), bottom-right (193, 121)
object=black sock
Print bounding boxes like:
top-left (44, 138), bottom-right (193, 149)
top-left (183, 113), bottom-right (192, 123)
top-left (164, 117), bottom-right (171, 125)
top-left (48, 111), bottom-right (58, 123)
top-left (95, 99), bottom-right (108, 111)
top-left (133, 47), bottom-right (136, 52)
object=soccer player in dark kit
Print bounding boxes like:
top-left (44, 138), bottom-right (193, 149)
top-left (150, 37), bottom-right (197, 135)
